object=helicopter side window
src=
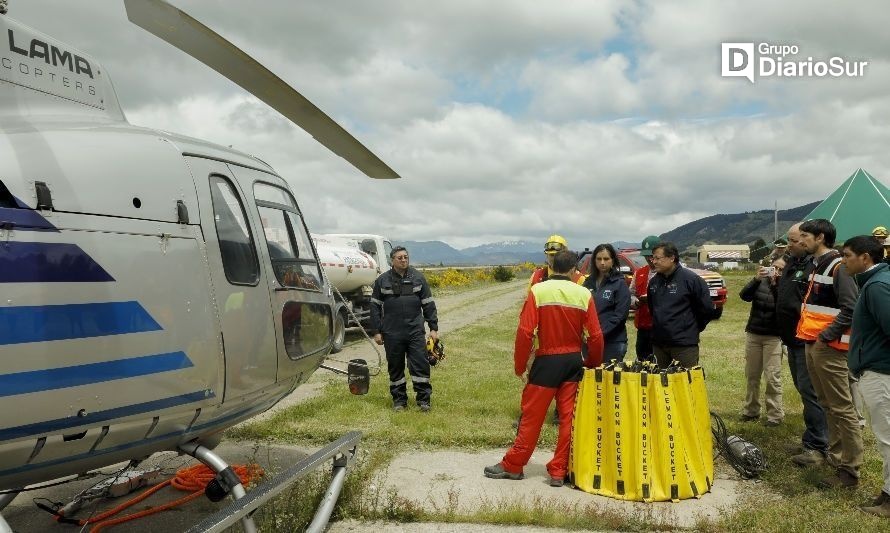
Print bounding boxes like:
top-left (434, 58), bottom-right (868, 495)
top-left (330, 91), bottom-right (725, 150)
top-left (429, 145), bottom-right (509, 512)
top-left (256, 206), bottom-right (322, 291)
top-left (209, 176), bottom-right (260, 285)
top-left (383, 240), bottom-right (393, 268)
top-left (286, 212), bottom-right (318, 262)
top-left (254, 184), bottom-right (296, 208)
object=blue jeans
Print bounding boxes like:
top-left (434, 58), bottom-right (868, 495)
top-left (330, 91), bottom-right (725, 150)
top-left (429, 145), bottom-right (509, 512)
top-left (604, 342), bottom-right (628, 364)
top-left (787, 343), bottom-right (828, 452)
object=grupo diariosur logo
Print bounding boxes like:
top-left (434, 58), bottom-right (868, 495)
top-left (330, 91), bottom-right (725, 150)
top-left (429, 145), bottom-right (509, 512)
top-left (721, 42), bottom-right (868, 83)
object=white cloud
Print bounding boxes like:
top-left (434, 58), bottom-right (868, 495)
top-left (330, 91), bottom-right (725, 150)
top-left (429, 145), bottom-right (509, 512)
top-left (521, 54), bottom-right (642, 119)
top-left (9, 0), bottom-right (890, 251)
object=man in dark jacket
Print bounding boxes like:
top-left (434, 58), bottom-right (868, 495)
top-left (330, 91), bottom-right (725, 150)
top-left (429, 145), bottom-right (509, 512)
top-left (843, 236), bottom-right (890, 517)
top-left (647, 242), bottom-right (714, 368)
top-left (371, 246), bottom-right (438, 412)
top-left (739, 259), bottom-right (784, 426)
top-left (777, 223), bottom-right (829, 466)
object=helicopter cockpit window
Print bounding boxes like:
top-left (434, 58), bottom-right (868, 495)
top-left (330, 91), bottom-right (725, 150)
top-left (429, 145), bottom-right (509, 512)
top-left (383, 241), bottom-right (393, 268)
top-left (254, 184), bottom-right (296, 208)
top-left (209, 176), bottom-right (260, 285)
top-left (286, 212), bottom-right (316, 261)
top-left (254, 183), bottom-right (322, 291)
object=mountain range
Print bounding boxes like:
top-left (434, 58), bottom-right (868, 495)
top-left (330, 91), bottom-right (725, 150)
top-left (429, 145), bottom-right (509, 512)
top-left (398, 202), bottom-right (819, 265)
top-left (398, 240), bottom-right (540, 266)
top-left (659, 201), bottom-right (819, 252)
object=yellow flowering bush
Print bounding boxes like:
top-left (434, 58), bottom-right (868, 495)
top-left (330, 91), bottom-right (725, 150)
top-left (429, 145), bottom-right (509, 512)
top-left (473, 269), bottom-right (491, 282)
top-left (425, 268), bottom-right (471, 288)
top-left (515, 261), bottom-right (537, 274)
top-left (423, 264), bottom-right (534, 289)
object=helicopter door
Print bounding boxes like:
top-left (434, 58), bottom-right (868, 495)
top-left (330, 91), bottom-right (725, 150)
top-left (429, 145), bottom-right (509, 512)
top-left (189, 158), bottom-right (278, 402)
top-left (249, 180), bottom-right (332, 382)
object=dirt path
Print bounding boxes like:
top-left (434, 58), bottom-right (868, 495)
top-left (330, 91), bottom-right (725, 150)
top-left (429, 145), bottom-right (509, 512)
top-left (249, 279), bottom-right (527, 422)
top-left (364, 449), bottom-right (744, 530)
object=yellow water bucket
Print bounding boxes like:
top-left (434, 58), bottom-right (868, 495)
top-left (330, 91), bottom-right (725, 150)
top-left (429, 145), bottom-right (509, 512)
top-left (569, 364), bottom-right (713, 502)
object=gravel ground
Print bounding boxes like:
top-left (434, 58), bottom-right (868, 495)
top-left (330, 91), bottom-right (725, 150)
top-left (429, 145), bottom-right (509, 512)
top-left (328, 520), bottom-right (593, 533)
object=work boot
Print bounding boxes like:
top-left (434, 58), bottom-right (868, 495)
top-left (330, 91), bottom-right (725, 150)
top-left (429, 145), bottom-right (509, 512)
top-left (762, 419), bottom-right (782, 427)
top-left (739, 414), bottom-right (758, 423)
top-left (818, 469), bottom-right (859, 489)
top-left (393, 404), bottom-right (406, 412)
top-left (484, 463), bottom-right (523, 480)
top-left (791, 449), bottom-right (825, 467)
top-left (784, 443), bottom-right (803, 455)
top-left (418, 402), bottom-right (431, 413)
top-left (861, 500), bottom-right (890, 518)
top-left (549, 476), bottom-right (565, 488)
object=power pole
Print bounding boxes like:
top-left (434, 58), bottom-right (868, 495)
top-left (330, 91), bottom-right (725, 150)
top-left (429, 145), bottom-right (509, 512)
top-left (774, 200), bottom-right (778, 242)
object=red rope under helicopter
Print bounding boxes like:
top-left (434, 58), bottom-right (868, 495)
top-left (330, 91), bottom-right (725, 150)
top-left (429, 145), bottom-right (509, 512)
top-left (53, 463), bottom-right (263, 532)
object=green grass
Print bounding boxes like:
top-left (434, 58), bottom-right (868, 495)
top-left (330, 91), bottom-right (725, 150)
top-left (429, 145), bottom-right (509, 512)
top-left (230, 305), bottom-right (532, 449)
top-left (231, 270), bottom-right (889, 531)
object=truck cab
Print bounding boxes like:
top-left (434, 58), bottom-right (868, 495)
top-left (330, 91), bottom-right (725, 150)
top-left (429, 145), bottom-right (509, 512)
top-left (577, 249), bottom-right (640, 286)
top-left (311, 234), bottom-right (394, 351)
top-left (317, 234), bottom-right (393, 273)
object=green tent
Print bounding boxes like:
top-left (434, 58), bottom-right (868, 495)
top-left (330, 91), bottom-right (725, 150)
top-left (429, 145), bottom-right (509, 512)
top-left (802, 168), bottom-right (890, 243)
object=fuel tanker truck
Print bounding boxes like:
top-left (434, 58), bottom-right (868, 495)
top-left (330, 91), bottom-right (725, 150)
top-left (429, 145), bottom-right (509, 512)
top-left (312, 234), bottom-right (394, 352)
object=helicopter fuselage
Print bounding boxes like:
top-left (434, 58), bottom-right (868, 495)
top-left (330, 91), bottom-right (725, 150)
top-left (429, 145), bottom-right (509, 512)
top-left (0, 13), bottom-right (334, 491)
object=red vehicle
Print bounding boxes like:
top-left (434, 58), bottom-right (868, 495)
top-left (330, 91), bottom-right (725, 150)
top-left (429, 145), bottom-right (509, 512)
top-left (577, 249), bottom-right (728, 319)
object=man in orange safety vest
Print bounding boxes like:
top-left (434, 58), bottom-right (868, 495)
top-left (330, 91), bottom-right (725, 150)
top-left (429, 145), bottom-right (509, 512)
top-left (796, 218), bottom-right (862, 489)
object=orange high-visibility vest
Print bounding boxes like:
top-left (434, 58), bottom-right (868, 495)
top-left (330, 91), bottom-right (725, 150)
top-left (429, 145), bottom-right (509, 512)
top-left (796, 252), bottom-right (851, 350)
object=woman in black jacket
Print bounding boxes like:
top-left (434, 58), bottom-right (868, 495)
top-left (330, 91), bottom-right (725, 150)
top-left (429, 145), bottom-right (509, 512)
top-left (583, 244), bottom-right (631, 363)
top-left (739, 260), bottom-right (784, 426)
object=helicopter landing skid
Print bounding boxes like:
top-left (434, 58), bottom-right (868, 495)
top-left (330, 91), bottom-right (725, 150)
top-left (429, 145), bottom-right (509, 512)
top-left (177, 441), bottom-right (258, 533)
top-left (184, 431), bottom-right (362, 533)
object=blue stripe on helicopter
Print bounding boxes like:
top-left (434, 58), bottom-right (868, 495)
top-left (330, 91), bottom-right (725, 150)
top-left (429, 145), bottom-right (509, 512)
top-left (0, 206), bottom-right (59, 232)
top-left (0, 390), bottom-right (213, 442)
top-left (0, 242), bottom-right (114, 283)
top-left (0, 301), bottom-right (161, 345)
top-left (0, 351), bottom-right (193, 396)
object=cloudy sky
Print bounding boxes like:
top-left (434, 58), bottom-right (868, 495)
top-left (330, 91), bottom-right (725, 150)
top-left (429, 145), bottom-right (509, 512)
top-left (10, 0), bottom-right (890, 249)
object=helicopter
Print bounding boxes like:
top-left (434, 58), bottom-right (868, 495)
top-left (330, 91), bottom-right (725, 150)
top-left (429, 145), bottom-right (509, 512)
top-left (0, 0), bottom-right (399, 530)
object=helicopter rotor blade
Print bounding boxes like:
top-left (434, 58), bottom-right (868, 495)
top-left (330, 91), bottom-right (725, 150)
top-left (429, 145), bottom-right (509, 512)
top-left (124, 0), bottom-right (401, 180)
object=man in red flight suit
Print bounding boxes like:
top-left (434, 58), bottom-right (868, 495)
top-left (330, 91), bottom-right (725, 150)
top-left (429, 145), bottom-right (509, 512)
top-left (524, 233), bottom-right (584, 427)
top-left (485, 250), bottom-right (604, 487)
